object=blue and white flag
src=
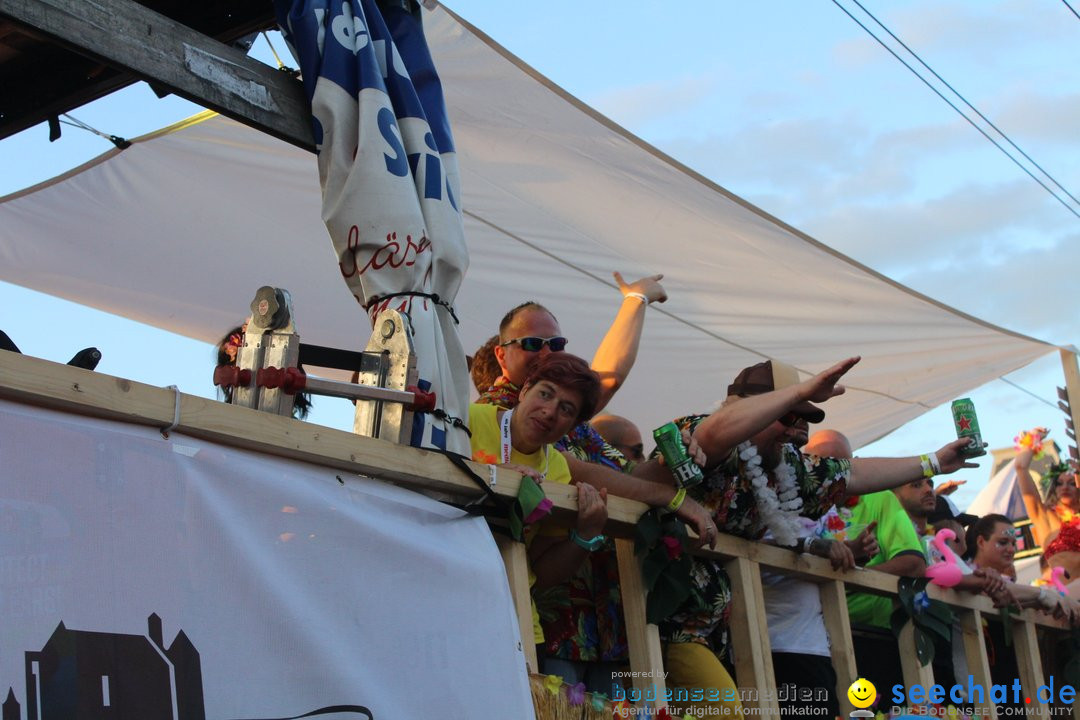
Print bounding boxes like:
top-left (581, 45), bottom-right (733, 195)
top-left (275, 0), bottom-right (469, 453)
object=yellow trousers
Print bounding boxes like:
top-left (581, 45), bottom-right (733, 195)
top-left (664, 641), bottom-right (744, 717)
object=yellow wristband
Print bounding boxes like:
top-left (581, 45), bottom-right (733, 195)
top-left (667, 487), bottom-right (687, 513)
top-left (919, 454), bottom-right (935, 478)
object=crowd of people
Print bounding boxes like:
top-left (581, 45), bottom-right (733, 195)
top-left (460, 273), bottom-right (1080, 718)
top-left (208, 271), bottom-right (1079, 717)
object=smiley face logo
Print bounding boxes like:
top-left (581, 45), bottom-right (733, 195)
top-left (847, 678), bottom-right (877, 709)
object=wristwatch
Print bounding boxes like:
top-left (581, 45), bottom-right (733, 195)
top-left (570, 529), bottom-right (606, 551)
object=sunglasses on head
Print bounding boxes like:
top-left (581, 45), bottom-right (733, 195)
top-left (500, 336), bottom-right (568, 352)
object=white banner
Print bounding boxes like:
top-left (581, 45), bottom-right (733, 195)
top-left (0, 399), bottom-right (531, 719)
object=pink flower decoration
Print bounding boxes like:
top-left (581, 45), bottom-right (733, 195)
top-left (662, 535), bottom-right (683, 560)
top-left (524, 498), bottom-right (554, 525)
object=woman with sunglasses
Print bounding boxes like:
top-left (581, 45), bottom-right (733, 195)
top-left (1014, 428), bottom-right (1080, 588)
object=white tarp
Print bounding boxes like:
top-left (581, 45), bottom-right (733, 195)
top-left (0, 398), bottom-right (533, 718)
top-left (0, 5), bottom-right (1057, 449)
top-left (967, 460), bottom-right (1028, 520)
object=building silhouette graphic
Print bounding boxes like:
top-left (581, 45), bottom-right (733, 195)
top-left (4, 615), bottom-right (373, 720)
top-left (6, 613), bottom-right (205, 720)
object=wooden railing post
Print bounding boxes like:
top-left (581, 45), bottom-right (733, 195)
top-left (1012, 616), bottom-right (1048, 717)
top-left (897, 620), bottom-right (936, 691)
top-left (958, 608), bottom-right (996, 719)
top-left (495, 533), bottom-right (538, 673)
top-left (725, 555), bottom-right (779, 716)
top-left (614, 538), bottom-right (668, 711)
top-left (819, 579), bottom-right (858, 716)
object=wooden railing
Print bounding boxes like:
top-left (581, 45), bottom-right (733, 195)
top-left (0, 350), bottom-right (1074, 720)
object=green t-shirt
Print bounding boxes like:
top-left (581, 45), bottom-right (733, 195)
top-left (846, 490), bottom-right (926, 628)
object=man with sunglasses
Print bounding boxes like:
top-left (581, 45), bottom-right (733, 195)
top-left (477, 273), bottom-right (721, 696)
top-left (483, 271), bottom-right (666, 414)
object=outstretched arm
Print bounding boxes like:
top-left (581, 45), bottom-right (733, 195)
top-left (569, 455), bottom-right (718, 547)
top-left (846, 438), bottom-right (982, 496)
top-left (691, 357), bottom-right (861, 467)
top-left (589, 272), bottom-right (667, 413)
top-left (1013, 430), bottom-right (1057, 544)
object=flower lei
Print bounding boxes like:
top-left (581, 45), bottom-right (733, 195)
top-left (1014, 429), bottom-right (1047, 460)
top-left (737, 440), bottom-right (803, 546)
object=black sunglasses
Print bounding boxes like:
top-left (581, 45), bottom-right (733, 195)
top-left (500, 336), bottom-right (568, 352)
top-left (778, 412), bottom-right (802, 427)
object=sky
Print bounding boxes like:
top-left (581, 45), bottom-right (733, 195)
top-left (1, 0), bottom-right (1078, 511)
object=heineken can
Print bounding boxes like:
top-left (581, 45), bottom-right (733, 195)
top-left (653, 422), bottom-right (704, 488)
top-left (951, 398), bottom-right (986, 458)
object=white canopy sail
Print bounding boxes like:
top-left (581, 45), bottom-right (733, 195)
top-left (0, 5), bottom-right (1056, 448)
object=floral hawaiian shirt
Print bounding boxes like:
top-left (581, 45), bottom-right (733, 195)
top-left (655, 414), bottom-right (851, 653)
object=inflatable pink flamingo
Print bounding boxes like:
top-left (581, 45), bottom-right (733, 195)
top-left (926, 528), bottom-right (964, 588)
top-left (1050, 566), bottom-right (1069, 595)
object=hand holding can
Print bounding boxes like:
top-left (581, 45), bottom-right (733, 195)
top-left (653, 422), bottom-right (704, 488)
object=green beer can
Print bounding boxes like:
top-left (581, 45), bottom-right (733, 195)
top-left (951, 398), bottom-right (986, 458)
top-left (653, 422), bottom-right (704, 488)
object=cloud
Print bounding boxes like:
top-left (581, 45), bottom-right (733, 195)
top-left (994, 91), bottom-right (1080, 145)
top-left (657, 115), bottom-right (863, 190)
top-left (801, 179), bottom-right (1066, 268)
top-left (895, 226), bottom-right (1080, 345)
top-left (588, 73), bottom-right (723, 134)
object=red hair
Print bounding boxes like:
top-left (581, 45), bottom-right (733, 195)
top-left (522, 353), bottom-right (600, 425)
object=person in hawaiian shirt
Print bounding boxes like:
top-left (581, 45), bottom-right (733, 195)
top-left (629, 356), bottom-right (981, 719)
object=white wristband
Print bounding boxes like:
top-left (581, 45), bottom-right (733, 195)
top-left (623, 291), bottom-right (649, 305)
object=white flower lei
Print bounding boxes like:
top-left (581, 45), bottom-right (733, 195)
top-left (737, 441), bottom-right (804, 546)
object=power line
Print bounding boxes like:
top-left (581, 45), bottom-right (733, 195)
top-left (849, 0), bottom-right (1080, 211)
top-left (830, 0), bottom-right (1080, 220)
top-left (999, 377), bottom-right (1059, 411)
top-left (1063, 0), bottom-right (1080, 22)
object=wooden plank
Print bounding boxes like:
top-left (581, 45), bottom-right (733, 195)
top-left (725, 556), bottom-right (778, 716)
top-left (1012, 617), bottom-right (1048, 716)
top-left (0, 0), bottom-right (314, 150)
top-left (1061, 350), bottom-right (1080, 461)
top-left (495, 534), bottom-right (537, 673)
top-left (897, 620), bottom-right (935, 691)
top-left (819, 579), bottom-right (857, 716)
top-left (0, 350), bottom-right (650, 529)
top-left (958, 608), bottom-right (996, 718)
top-left (716, 536), bottom-right (903, 595)
top-left (614, 538), bottom-right (667, 711)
